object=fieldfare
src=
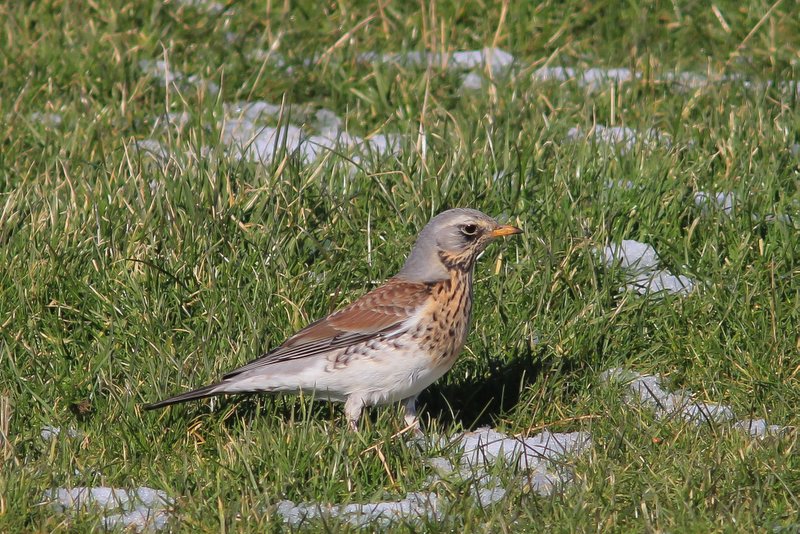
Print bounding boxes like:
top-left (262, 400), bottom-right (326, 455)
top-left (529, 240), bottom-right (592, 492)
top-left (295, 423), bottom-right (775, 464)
top-left (145, 208), bottom-right (521, 430)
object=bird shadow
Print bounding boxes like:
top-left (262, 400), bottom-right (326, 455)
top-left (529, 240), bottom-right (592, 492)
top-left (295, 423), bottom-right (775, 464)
top-left (417, 345), bottom-right (547, 430)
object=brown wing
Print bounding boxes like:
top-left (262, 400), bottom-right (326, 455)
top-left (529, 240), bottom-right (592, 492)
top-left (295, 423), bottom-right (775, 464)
top-left (222, 279), bottom-right (432, 379)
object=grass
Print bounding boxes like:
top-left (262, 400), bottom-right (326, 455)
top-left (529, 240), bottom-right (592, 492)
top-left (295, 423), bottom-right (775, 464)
top-left (1, 0), bottom-right (799, 531)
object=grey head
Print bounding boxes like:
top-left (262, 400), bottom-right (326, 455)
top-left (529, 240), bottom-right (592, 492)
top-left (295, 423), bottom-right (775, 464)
top-left (396, 208), bottom-right (522, 282)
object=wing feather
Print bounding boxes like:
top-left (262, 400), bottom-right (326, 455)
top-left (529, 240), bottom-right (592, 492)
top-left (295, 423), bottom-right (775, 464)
top-left (222, 279), bottom-right (431, 379)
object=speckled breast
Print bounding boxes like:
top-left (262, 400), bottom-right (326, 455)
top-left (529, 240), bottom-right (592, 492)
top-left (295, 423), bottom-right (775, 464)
top-left (413, 268), bottom-right (474, 370)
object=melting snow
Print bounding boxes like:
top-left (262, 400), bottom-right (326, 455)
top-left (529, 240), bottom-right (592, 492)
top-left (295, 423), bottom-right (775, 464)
top-left (365, 133), bottom-right (403, 157)
top-left (30, 112), bottom-right (63, 127)
top-left (220, 120), bottom-right (305, 162)
top-left (46, 368), bottom-right (787, 530)
top-left (361, 47), bottom-right (514, 76)
top-left (313, 108), bottom-right (344, 135)
top-left (604, 179), bottom-right (637, 190)
top-left (450, 48), bottom-right (515, 74)
top-left (44, 486), bottom-right (173, 532)
top-left (601, 368), bottom-right (793, 434)
top-left (533, 66), bottom-right (637, 89)
top-left (531, 66), bottom-right (799, 98)
top-left (603, 240), bottom-right (660, 272)
top-left (153, 111), bottom-right (191, 130)
top-left (277, 492), bottom-right (441, 528)
top-left (132, 139), bottom-right (171, 163)
top-left (139, 59), bottom-right (219, 95)
top-left (694, 191), bottom-right (736, 215)
top-left (40, 426), bottom-right (79, 441)
top-left (276, 427), bottom-right (590, 527)
top-left (216, 102), bottom-right (403, 167)
top-left (601, 240), bottom-right (695, 296)
top-left (624, 269), bottom-right (695, 296)
top-left (566, 125), bottom-right (671, 154)
top-left (460, 71), bottom-right (484, 91)
top-left (454, 427), bottom-right (589, 473)
top-left (693, 191), bottom-right (798, 226)
top-left (224, 101), bottom-right (283, 122)
top-left (174, 0), bottom-right (225, 14)
top-left (733, 419), bottom-right (788, 438)
top-left (138, 99), bottom-right (404, 170)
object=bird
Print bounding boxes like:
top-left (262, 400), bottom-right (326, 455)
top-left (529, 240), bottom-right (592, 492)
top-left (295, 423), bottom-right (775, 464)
top-left (144, 208), bottom-right (522, 430)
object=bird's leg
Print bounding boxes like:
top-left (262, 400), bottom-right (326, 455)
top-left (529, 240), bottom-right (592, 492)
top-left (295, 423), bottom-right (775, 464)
top-left (401, 395), bottom-right (421, 432)
top-left (344, 396), bottom-right (364, 431)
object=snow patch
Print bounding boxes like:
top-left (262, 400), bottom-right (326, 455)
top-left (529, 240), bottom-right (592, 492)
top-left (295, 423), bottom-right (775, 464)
top-left (601, 368), bottom-right (792, 435)
top-left (362, 47), bottom-right (514, 76)
top-left (276, 427), bottom-right (590, 527)
top-left (41, 426), bottom-right (79, 441)
top-left (461, 71), bottom-right (484, 91)
top-left (694, 191), bottom-right (736, 215)
top-left (30, 112), bottom-right (63, 127)
top-left (566, 125), bottom-right (671, 154)
top-left (277, 492), bottom-right (441, 528)
top-left (532, 66), bottom-right (637, 89)
top-left (601, 240), bottom-right (695, 296)
top-left (132, 139), bottom-right (171, 163)
top-left (733, 419), bottom-right (789, 438)
top-left (153, 111), bottom-right (191, 131)
top-left (44, 486), bottom-right (173, 532)
top-left (139, 59), bottom-right (219, 95)
top-left (174, 0), bottom-right (225, 14)
top-left (216, 103), bottom-right (402, 167)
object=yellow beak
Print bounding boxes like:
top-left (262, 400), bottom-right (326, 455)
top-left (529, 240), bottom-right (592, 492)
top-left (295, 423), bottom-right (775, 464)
top-left (490, 224), bottom-right (522, 238)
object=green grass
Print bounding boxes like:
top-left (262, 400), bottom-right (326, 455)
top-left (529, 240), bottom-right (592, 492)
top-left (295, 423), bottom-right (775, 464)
top-left (1, 0), bottom-right (799, 531)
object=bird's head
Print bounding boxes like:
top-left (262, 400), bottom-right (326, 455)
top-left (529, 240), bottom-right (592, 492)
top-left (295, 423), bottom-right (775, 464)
top-left (397, 208), bottom-right (522, 282)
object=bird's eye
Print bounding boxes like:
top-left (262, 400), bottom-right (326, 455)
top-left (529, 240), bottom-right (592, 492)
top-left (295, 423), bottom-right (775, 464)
top-left (461, 224), bottom-right (479, 237)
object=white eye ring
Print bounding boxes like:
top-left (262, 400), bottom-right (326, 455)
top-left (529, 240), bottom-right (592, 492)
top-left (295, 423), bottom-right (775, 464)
top-left (461, 224), bottom-right (478, 236)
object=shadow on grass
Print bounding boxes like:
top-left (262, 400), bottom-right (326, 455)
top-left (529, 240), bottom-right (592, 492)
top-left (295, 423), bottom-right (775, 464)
top-left (419, 346), bottom-right (547, 429)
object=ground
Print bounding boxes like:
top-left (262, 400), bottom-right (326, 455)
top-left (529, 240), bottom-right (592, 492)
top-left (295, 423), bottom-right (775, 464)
top-left (1, 0), bottom-right (799, 531)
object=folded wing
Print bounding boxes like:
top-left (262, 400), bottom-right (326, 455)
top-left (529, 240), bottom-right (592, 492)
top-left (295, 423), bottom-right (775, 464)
top-left (222, 279), bottom-right (432, 378)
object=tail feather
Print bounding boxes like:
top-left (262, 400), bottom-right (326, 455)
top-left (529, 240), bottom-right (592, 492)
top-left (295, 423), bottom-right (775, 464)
top-left (144, 383), bottom-right (223, 410)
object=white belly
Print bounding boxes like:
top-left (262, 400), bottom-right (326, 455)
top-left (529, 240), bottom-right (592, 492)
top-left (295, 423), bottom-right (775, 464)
top-left (224, 340), bottom-right (456, 407)
top-left (309, 344), bottom-right (451, 406)
top-left (353, 350), bottom-right (451, 406)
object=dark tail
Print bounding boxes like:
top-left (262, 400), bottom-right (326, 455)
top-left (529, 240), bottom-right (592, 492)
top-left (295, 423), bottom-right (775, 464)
top-left (144, 383), bottom-right (222, 410)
